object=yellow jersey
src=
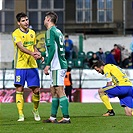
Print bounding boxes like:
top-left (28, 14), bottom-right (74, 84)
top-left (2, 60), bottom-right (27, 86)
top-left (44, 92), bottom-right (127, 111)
top-left (12, 28), bottom-right (37, 69)
top-left (104, 64), bottom-right (132, 86)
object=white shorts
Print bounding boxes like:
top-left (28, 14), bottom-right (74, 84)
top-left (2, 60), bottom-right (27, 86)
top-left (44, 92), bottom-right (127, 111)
top-left (50, 69), bottom-right (67, 86)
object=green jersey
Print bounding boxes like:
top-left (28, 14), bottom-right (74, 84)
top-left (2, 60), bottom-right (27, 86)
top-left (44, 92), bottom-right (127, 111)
top-left (45, 26), bottom-right (67, 70)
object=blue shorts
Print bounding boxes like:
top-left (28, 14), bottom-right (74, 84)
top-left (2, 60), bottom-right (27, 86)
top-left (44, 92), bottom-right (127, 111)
top-left (102, 86), bottom-right (133, 108)
top-left (14, 68), bottom-right (40, 88)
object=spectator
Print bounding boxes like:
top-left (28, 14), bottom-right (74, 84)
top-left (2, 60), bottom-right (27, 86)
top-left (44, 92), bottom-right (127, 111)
top-left (88, 53), bottom-right (99, 68)
top-left (127, 56), bottom-right (133, 69)
top-left (113, 44), bottom-right (121, 65)
top-left (64, 34), bottom-right (73, 60)
top-left (106, 49), bottom-right (117, 65)
top-left (96, 48), bottom-right (106, 63)
top-left (64, 67), bottom-right (73, 102)
top-left (121, 46), bottom-right (131, 68)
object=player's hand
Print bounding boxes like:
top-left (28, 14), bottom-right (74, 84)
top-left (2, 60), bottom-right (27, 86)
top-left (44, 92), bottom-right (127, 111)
top-left (44, 66), bottom-right (50, 75)
top-left (41, 57), bottom-right (44, 62)
top-left (32, 52), bottom-right (41, 60)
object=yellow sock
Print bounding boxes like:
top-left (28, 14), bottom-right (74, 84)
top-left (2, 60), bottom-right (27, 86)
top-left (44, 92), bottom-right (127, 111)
top-left (32, 93), bottom-right (40, 110)
top-left (16, 91), bottom-right (24, 115)
top-left (100, 94), bottom-right (113, 110)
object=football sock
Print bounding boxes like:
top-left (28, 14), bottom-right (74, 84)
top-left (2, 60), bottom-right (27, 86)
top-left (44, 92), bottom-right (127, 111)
top-left (16, 91), bottom-right (24, 115)
top-left (51, 97), bottom-right (59, 117)
top-left (100, 93), bottom-right (113, 110)
top-left (59, 96), bottom-right (69, 118)
top-left (32, 93), bottom-right (40, 110)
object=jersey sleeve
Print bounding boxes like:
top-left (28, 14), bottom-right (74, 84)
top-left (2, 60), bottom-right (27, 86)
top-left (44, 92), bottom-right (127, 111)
top-left (33, 31), bottom-right (36, 46)
top-left (104, 65), bottom-right (112, 82)
top-left (12, 32), bottom-right (22, 45)
top-left (45, 30), bottom-right (55, 66)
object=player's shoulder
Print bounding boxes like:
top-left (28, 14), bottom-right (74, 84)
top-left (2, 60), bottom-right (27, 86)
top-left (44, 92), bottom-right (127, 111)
top-left (29, 29), bottom-right (35, 34)
top-left (104, 64), bottom-right (112, 70)
top-left (12, 28), bottom-right (20, 35)
top-left (105, 64), bottom-right (117, 70)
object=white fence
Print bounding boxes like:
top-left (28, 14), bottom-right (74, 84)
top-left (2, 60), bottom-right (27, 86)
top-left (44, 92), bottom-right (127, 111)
top-left (1, 69), bottom-right (133, 89)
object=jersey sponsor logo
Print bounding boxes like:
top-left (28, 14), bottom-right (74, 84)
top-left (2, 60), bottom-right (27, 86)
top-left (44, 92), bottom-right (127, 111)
top-left (23, 41), bottom-right (34, 47)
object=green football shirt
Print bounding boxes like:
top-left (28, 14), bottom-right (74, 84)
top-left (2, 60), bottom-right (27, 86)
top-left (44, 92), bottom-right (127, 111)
top-left (45, 26), bottom-right (67, 70)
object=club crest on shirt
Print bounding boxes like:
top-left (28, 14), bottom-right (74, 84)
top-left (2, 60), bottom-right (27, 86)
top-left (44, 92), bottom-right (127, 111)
top-left (30, 34), bottom-right (33, 38)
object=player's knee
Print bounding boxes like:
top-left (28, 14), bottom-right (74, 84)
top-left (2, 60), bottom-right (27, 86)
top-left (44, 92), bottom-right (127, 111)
top-left (126, 112), bottom-right (132, 116)
top-left (125, 107), bottom-right (132, 116)
top-left (55, 86), bottom-right (65, 97)
top-left (16, 85), bottom-right (23, 92)
top-left (32, 88), bottom-right (40, 94)
top-left (98, 88), bottom-right (103, 94)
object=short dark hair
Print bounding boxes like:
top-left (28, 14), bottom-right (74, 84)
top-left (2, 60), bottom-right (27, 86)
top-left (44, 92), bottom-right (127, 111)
top-left (65, 34), bottom-right (69, 38)
top-left (45, 11), bottom-right (58, 24)
top-left (16, 12), bottom-right (27, 22)
top-left (114, 44), bottom-right (117, 47)
top-left (111, 49), bottom-right (115, 53)
top-left (92, 60), bottom-right (105, 69)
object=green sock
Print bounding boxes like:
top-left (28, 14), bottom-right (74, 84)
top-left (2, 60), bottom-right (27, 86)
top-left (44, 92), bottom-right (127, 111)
top-left (51, 97), bottom-right (59, 117)
top-left (59, 96), bottom-right (69, 118)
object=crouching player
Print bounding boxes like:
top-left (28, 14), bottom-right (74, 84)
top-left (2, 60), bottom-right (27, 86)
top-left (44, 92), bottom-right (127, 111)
top-left (92, 60), bottom-right (133, 116)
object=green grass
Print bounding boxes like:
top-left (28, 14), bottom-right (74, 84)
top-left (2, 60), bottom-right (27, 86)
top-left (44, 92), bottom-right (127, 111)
top-left (0, 103), bottom-right (132, 133)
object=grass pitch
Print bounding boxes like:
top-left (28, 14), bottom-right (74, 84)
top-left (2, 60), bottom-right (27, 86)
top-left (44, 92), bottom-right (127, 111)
top-left (0, 103), bottom-right (132, 133)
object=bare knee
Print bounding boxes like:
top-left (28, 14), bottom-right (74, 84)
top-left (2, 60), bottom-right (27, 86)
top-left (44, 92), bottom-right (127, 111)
top-left (16, 85), bottom-right (23, 92)
top-left (55, 86), bottom-right (66, 98)
top-left (31, 87), bottom-right (40, 94)
top-left (124, 107), bottom-right (132, 116)
top-left (98, 88), bottom-right (104, 95)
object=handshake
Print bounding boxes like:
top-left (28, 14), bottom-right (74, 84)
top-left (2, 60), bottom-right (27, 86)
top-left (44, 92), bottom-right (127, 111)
top-left (32, 52), bottom-right (44, 62)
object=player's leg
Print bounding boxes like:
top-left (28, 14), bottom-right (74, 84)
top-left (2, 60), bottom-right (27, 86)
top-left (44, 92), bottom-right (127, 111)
top-left (98, 88), bottom-right (115, 116)
top-left (27, 68), bottom-right (41, 121)
top-left (118, 87), bottom-right (133, 116)
top-left (16, 85), bottom-right (24, 121)
top-left (14, 69), bottom-right (25, 121)
top-left (68, 86), bottom-right (72, 102)
top-left (115, 86), bottom-right (133, 116)
top-left (43, 86), bottom-right (59, 123)
top-left (55, 86), bottom-right (70, 123)
top-left (54, 69), bottom-right (70, 123)
top-left (30, 87), bottom-right (41, 121)
top-left (124, 107), bottom-right (132, 116)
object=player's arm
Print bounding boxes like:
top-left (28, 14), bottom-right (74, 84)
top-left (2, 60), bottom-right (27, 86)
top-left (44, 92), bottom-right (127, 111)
top-left (33, 45), bottom-right (44, 62)
top-left (16, 42), bottom-right (38, 60)
top-left (44, 31), bottom-right (55, 75)
top-left (45, 30), bottom-right (55, 66)
top-left (16, 41), bottom-right (33, 55)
